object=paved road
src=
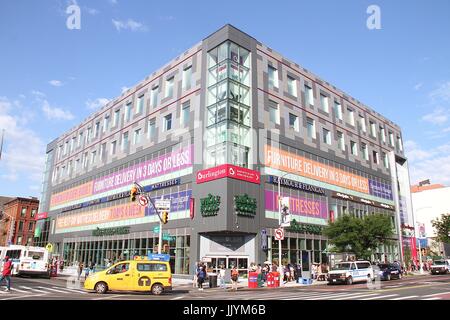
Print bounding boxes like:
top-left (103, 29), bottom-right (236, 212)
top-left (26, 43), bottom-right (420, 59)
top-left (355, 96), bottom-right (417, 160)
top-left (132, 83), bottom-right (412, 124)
top-left (1, 274), bottom-right (449, 300)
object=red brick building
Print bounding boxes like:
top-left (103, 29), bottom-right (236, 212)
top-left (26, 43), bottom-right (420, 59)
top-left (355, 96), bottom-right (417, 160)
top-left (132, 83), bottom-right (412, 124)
top-left (0, 197), bottom-right (39, 246)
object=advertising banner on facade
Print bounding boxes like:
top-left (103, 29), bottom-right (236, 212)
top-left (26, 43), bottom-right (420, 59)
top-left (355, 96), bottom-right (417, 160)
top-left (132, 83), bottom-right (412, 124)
top-left (264, 190), bottom-right (328, 221)
top-left (35, 212), bottom-right (48, 220)
top-left (145, 190), bottom-right (192, 216)
top-left (50, 182), bottom-right (94, 207)
top-left (93, 145), bottom-right (193, 194)
top-left (196, 164), bottom-right (260, 184)
top-left (368, 179), bottom-right (393, 200)
top-left (265, 145), bottom-right (370, 194)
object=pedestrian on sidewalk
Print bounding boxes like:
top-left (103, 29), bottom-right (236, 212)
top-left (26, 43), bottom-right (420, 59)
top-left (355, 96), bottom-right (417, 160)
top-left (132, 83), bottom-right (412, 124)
top-left (197, 265), bottom-right (206, 291)
top-left (231, 267), bottom-right (239, 291)
top-left (85, 265), bottom-right (90, 280)
top-left (0, 256), bottom-right (13, 292)
top-left (193, 262), bottom-right (200, 288)
top-left (77, 262), bottom-right (84, 280)
top-left (218, 265), bottom-right (226, 289)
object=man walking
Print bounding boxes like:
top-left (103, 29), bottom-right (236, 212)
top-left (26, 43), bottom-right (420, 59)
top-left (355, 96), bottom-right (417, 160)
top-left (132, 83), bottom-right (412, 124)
top-left (0, 256), bottom-right (13, 292)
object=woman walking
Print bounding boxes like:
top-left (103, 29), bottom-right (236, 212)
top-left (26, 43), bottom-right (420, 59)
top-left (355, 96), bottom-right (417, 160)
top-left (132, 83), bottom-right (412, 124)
top-left (231, 267), bottom-right (239, 291)
top-left (197, 265), bottom-right (206, 291)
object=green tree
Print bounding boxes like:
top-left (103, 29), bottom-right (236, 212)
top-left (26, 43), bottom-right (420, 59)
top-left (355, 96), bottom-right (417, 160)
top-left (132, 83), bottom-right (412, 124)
top-left (323, 213), bottom-right (394, 260)
top-left (431, 213), bottom-right (450, 244)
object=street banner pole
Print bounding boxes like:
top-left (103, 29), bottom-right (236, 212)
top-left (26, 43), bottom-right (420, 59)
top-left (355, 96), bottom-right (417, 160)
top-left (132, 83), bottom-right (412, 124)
top-left (158, 197), bottom-right (163, 254)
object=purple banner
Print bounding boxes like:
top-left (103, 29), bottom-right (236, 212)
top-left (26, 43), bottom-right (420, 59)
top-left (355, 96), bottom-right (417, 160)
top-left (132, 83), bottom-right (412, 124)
top-left (93, 145), bottom-right (193, 194)
top-left (145, 190), bottom-right (192, 216)
top-left (265, 190), bottom-right (328, 220)
top-left (369, 179), bottom-right (393, 200)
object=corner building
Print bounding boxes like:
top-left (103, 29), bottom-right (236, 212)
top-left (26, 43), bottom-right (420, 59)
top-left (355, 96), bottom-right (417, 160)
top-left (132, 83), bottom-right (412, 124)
top-left (38, 25), bottom-right (414, 277)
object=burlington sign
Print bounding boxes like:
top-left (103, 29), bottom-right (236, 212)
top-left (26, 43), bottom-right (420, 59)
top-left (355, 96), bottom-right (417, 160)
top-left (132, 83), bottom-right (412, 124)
top-left (196, 164), bottom-right (260, 184)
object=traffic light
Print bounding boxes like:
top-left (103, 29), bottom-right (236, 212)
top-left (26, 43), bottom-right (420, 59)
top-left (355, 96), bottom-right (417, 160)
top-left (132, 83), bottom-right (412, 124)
top-left (162, 211), bottom-right (168, 224)
top-left (130, 185), bottom-right (138, 202)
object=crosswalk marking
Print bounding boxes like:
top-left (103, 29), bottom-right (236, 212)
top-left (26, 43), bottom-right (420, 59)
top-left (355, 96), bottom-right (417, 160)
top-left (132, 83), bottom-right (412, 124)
top-left (10, 288), bottom-right (28, 293)
top-left (53, 287), bottom-right (87, 294)
top-left (19, 286), bottom-right (47, 293)
top-left (362, 294), bottom-right (398, 300)
top-left (38, 287), bottom-right (69, 294)
top-left (391, 295), bottom-right (418, 300)
top-left (422, 297), bottom-right (441, 300)
top-left (422, 291), bottom-right (450, 298)
top-left (304, 292), bottom-right (373, 300)
top-left (331, 293), bottom-right (379, 300)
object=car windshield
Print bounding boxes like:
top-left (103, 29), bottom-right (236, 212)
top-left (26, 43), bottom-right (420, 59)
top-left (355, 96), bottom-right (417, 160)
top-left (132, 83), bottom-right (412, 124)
top-left (332, 263), bottom-right (351, 270)
top-left (433, 260), bottom-right (446, 265)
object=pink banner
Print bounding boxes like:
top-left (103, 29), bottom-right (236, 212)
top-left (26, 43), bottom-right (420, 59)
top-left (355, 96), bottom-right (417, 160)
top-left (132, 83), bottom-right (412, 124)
top-left (92, 145), bottom-right (193, 194)
top-left (50, 182), bottom-right (94, 207)
top-left (196, 164), bottom-right (260, 184)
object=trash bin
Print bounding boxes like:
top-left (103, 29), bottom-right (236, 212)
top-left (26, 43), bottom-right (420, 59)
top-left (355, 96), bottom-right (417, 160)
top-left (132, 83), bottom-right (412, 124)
top-left (209, 274), bottom-right (218, 288)
top-left (248, 272), bottom-right (258, 288)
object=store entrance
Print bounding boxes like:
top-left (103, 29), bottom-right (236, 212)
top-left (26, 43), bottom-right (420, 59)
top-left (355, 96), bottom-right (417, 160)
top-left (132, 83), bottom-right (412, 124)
top-left (207, 256), bottom-right (249, 276)
top-left (301, 250), bottom-right (312, 279)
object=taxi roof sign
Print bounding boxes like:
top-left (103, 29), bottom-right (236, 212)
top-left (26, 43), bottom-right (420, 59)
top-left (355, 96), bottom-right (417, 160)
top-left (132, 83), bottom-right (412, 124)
top-left (148, 253), bottom-right (170, 262)
top-left (133, 256), bottom-right (149, 261)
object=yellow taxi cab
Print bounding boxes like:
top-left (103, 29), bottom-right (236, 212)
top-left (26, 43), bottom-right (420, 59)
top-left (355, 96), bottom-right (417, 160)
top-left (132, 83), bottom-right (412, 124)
top-left (84, 256), bottom-right (172, 295)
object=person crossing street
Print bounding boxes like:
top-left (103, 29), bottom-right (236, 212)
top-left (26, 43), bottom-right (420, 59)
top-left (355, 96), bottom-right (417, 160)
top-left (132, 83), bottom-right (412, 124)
top-left (0, 256), bottom-right (13, 292)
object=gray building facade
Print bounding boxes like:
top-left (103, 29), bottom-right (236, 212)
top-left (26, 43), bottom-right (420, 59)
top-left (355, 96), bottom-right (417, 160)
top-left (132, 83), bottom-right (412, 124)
top-left (37, 25), bottom-right (412, 276)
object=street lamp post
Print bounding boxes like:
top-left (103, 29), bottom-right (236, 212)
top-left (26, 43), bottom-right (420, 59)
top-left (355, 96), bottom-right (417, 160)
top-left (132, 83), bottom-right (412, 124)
top-left (277, 172), bottom-right (290, 286)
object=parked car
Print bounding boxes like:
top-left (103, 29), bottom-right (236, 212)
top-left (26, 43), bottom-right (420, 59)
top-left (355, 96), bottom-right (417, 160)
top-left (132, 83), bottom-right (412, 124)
top-left (328, 260), bottom-right (375, 285)
top-left (430, 259), bottom-right (450, 275)
top-left (376, 263), bottom-right (402, 281)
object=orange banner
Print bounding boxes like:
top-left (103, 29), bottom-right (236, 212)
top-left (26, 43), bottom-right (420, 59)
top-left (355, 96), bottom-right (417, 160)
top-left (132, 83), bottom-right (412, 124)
top-left (50, 182), bottom-right (94, 208)
top-left (265, 145), bottom-right (369, 194)
top-left (55, 203), bottom-right (144, 230)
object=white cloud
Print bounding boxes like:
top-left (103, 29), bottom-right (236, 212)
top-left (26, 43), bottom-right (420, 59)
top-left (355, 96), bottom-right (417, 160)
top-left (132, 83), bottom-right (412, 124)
top-left (86, 98), bottom-right (110, 110)
top-left (430, 82), bottom-right (450, 103)
top-left (31, 90), bottom-right (46, 98)
top-left (414, 82), bottom-right (423, 91)
top-left (42, 100), bottom-right (75, 120)
top-left (112, 19), bottom-right (148, 32)
top-left (109, 0), bottom-right (118, 4)
top-left (405, 140), bottom-right (450, 186)
top-left (421, 107), bottom-right (448, 125)
top-left (49, 80), bottom-right (63, 87)
top-left (0, 96), bottom-right (46, 191)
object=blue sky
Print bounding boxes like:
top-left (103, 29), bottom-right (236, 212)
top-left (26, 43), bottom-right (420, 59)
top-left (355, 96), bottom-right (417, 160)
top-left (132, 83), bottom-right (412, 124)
top-left (0, 0), bottom-right (449, 198)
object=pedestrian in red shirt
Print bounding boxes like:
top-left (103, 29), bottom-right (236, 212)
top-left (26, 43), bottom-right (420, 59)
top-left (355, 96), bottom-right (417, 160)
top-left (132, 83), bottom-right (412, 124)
top-left (0, 256), bottom-right (13, 292)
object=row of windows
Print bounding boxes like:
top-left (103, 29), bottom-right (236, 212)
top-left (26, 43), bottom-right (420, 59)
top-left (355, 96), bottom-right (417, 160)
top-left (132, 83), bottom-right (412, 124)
top-left (15, 236), bottom-right (34, 246)
top-left (19, 207), bottom-right (37, 218)
top-left (17, 220), bottom-right (35, 232)
top-left (52, 102), bottom-right (191, 184)
top-left (267, 65), bottom-right (403, 152)
top-left (56, 65), bottom-right (194, 163)
top-left (269, 103), bottom-right (396, 169)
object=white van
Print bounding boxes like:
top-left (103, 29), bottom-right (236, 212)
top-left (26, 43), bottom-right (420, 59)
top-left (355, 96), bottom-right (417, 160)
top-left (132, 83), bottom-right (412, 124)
top-left (0, 245), bottom-right (50, 278)
top-left (328, 260), bottom-right (375, 285)
top-left (430, 259), bottom-right (450, 275)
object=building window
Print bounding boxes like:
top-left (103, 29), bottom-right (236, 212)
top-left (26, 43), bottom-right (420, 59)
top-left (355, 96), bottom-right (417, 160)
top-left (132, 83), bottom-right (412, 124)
top-left (18, 221), bottom-right (24, 231)
top-left (103, 115), bottom-right (110, 133)
top-left (383, 152), bottom-right (389, 168)
top-left (380, 127), bottom-right (386, 143)
top-left (320, 94), bottom-right (329, 113)
top-left (323, 128), bottom-right (331, 145)
top-left (70, 137), bottom-right (75, 153)
top-left (350, 141), bottom-right (358, 155)
top-left (113, 109), bottom-right (120, 127)
top-left (287, 76), bottom-right (297, 97)
top-left (75, 158), bottom-right (80, 171)
top-left (148, 118), bottom-right (156, 139)
top-left (373, 150), bottom-right (379, 164)
top-left (307, 117), bottom-right (316, 139)
top-left (17, 236), bottom-right (22, 245)
top-left (334, 101), bottom-right (343, 120)
top-left (347, 108), bottom-right (355, 126)
top-left (28, 222), bottom-right (34, 232)
top-left (110, 141), bottom-right (117, 155)
top-left (164, 114), bottom-right (172, 131)
top-left (125, 103), bottom-right (132, 122)
top-left (86, 127), bottom-right (92, 143)
top-left (78, 132), bottom-right (83, 147)
top-left (136, 95), bottom-right (144, 114)
top-left (305, 85), bottom-right (314, 106)
top-left (151, 86), bottom-right (158, 107)
top-left (337, 131), bottom-right (345, 151)
top-left (95, 121), bottom-right (100, 138)
top-left (359, 115), bottom-right (366, 132)
top-left (182, 102), bottom-right (190, 126)
top-left (182, 66), bottom-right (192, 91)
top-left (64, 141), bottom-right (68, 155)
top-left (83, 152), bottom-right (88, 168)
top-left (397, 137), bottom-right (403, 151)
top-left (122, 132), bottom-right (129, 150)
top-left (100, 143), bottom-right (106, 159)
top-left (389, 132), bottom-right (394, 146)
top-left (268, 65), bottom-right (278, 88)
top-left (67, 160), bottom-right (72, 176)
top-left (91, 150), bottom-right (97, 164)
top-left (362, 143), bottom-right (369, 160)
top-left (165, 77), bottom-right (174, 98)
top-left (21, 207), bottom-right (27, 217)
top-left (269, 100), bottom-right (279, 124)
top-left (133, 128), bottom-right (141, 144)
top-left (289, 113), bottom-right (299, 132)
top-left (370, 121), bottom-right (377, 138)
top-left (31, 209), bottom-right (36, 218)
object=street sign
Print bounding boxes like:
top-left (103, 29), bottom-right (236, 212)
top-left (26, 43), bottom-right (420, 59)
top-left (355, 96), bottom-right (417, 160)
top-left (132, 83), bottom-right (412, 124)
top-left (148, 253), bottom-right (170, 262)
top-left (280, 197), bottom-right (291, 227)
top-left (46, 243), bottom-right (54, 253)
top-left (138, 195), bottom-right (149, 207)
top-left (275, 228), bottom-right (284, 241)
top-left (155, 199), bottom-right (171, 211)
top-left (153, 226), bottom-right (160, 233)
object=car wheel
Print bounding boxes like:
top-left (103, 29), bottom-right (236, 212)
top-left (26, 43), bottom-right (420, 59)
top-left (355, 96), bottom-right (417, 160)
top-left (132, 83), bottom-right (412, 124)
top-left (386, 274), bottom-right (391, 281)
top-left (95, 282), bottom-right (108, 294)
top-left (346, 276), bottom-right (353, 285)
top-left (151, 284), bottom-right (164, 295)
